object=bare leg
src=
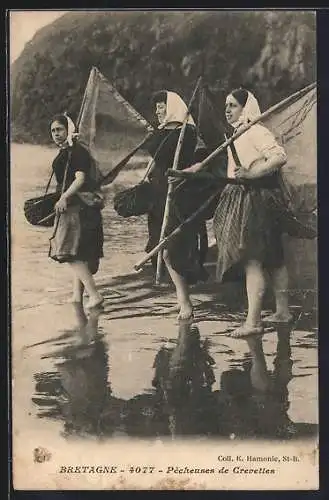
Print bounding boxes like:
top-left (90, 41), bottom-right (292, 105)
top-left (229, 260), bottom-right (265, 338)
top-left (163, 249), bottom-right (193, 320)
top-left (264, 265), bottom-right (293, 324)
top-left (71, 276), bottom-right (84, 303)
top-left (245, 260), bottom-right (266, 327)
top-left (71, 301), bottom-right (88, 338)
top-left (68, 261), bottom-right (103, 308)
top-left (71, 260), bottom-right (101, 303)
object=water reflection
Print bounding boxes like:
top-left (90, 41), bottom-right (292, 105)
top-left (32, 308), bottom-right (317, 440)
top-left (32, 304), bottom-right (121, 438)
top-left (219, 329), bottom-right (295, 439)
top-left (147, 323), bottom-right (303, 440)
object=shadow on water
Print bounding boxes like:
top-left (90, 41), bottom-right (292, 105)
top-left (31, 304), bottom-right (318, 441)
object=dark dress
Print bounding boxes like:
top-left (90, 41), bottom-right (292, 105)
top-left (49, 141), bottom-right (104, 269)
top-left (145, 124), bottom-right (208, 284)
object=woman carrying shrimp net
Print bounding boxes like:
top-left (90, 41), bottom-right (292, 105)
top-left (48, 113), bottom-right (104, 310)
top-left (145, 90), bottom-right (208, 321)
top-left (186, 88), bottom-right (293, 338)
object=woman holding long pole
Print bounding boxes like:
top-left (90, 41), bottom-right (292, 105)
top-left (184, 88), bottom-right (292, 337)
top-left (144, 90), bottom-right (205, 320)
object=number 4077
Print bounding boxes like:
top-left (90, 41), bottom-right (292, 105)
top-left (128, 466), bottom-right (156, 473)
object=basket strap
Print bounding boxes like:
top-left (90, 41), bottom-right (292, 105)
top-left (225, 132), bottom-right (242, 167)
top-left (46, 148), bottom-right (73, 196)
top-left (61, 149), bottom-right (72, 195)
top-left (44, 170), bottom-right (55, 196)
top-left (141, 124), bottom-right (181, 183)
top-left (141, 157), bottom-right (156, 183)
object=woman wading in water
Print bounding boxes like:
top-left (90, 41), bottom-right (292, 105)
top-left (49, 114), bottom-right (104, 310)
top-left (145, 91), bottom-right (207, 320)
top-left (185, 88), bottom-right (293, 337)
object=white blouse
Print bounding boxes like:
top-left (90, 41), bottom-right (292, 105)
top-left (227, 123), bottom-right (287, 178)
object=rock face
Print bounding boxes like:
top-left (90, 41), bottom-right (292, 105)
top-left (11, 10), bottom-right (315, 144)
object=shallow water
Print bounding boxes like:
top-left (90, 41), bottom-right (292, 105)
top-left (10, 143), bottom-right (150, 310)
top-left (11, 143), bottom-right (318, 444)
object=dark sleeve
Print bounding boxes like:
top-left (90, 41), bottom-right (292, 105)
top-left (154, 125), bottom-right (197, 170)
top-left (157, 130), bottom-right (180, 166)
top-left (148, 126), bottom-right (197, 176)
top-left (144, 131), bottom-right (166, 157)
top-left (147, 129), bottom-right (180, 175)
top-left (70, 144), bottom-right (92, 176)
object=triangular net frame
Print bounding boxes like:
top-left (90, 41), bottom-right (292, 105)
top-left (76, 66), bottom-right (154, 185)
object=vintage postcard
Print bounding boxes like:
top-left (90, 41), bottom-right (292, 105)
top-left (9, 9), bottom-right (318, 491)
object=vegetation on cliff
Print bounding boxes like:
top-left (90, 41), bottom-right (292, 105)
top-left (11, 10), bottom-right (316, 144)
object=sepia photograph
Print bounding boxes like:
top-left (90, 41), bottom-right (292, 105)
top-left (9, 9), bottom-right (318, 490)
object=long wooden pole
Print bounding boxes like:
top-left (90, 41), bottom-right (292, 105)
top-left (76, 67), bottom-right (96, 128)
top-left (134, 81), bottom-right (316, 270)
top-left (134, 182), bottom-right (225, 272)
top-left (155, 77), bottom-right (203, 285)
top-left (100, 132), bottom-right (154, 186)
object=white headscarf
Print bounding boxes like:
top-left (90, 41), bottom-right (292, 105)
top-left (230, 90), bottom-right (261, 129)
top-left (158, 91), bottom-right (196, 129)
top-left (64, 112), bottom-right (77, 147)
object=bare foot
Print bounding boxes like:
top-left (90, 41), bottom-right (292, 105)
top-left (263, 312), bottom-right (293, 325)
top-left (86, 295), bottom-right (104, 310)
top-left (228, 323), bottom-right (264, 339)
top-left (177, 302), bottom-right (193, 321)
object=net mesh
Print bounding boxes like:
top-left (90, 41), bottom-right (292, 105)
top-left (263, 85), bottom-right (317, 215)
top-left (77, 67), bottom-right (154, 184)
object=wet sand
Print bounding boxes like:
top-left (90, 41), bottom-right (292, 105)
top-left (11, 143), bottom-right (318, 490)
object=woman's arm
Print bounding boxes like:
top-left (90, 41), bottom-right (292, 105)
top-left (62, 171), bottom-right (85, 198)
top-left (235, 152), bottom-right (287, 179)
top-left (55, 171), bottom-right (85, 213)
top-left (185, 147), bottom-right (286, 178)
top-left (182, 162), bottom-right (204, 173)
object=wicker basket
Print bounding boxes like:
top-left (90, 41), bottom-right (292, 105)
top-left (24, 192), bottom-right (59, 227)
top-left (113, 182), bottom-right (154, 218)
